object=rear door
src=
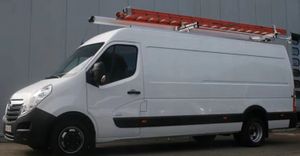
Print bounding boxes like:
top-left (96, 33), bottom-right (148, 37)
top-left (86, 42), bottom-right (144, 139)
top-left (290, 33), bottom-right (300, 110)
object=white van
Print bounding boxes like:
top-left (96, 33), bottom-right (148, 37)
top-left (3, 27), bottom-right (297, 155)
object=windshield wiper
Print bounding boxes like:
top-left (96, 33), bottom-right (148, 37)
top-left (45, 75), bottom-right (60, 79)
top-left (45, 73), bottom-right (65, 79)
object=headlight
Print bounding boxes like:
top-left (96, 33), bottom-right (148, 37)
top-left (21, 84), bottom-right (53, 116)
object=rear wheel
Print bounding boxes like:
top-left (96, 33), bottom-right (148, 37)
top-left (51, 119), bottom-right (94, 155)
top-left (234, 118), bottom-right (266, 147)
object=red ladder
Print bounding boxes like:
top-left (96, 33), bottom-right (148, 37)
top-left (116, 7), bottom-right (287, 36)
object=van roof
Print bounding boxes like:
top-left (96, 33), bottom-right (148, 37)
top-left (83, 27), bottom-right (285, 48)
top-left (81, 27), bottom-right (287, 60)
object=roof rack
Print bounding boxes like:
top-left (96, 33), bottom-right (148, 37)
top-left (89, 7), bottom-right (290, 43)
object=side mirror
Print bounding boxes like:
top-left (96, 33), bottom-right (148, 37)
top-left (91, 62), bottom-right (106, 86)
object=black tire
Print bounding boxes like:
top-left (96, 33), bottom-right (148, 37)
top-left (50, 118), bottom-right (94, 155)
top-left (193, 135), bottom-right (216, 146)
top-left (234, 118), bottom-right (266, 147)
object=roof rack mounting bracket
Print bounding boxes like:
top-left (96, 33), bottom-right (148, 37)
top-left (175, 22), bottom-right (199, 32)
top-left (249, 25), bottom-right (291, 43)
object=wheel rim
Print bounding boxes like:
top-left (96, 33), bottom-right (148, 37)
top-left (248, 122), bottom-right (263, 143)
top-left (58, 126), bottom-right (85, 154)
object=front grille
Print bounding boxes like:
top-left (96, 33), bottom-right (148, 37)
top-left (6, 99), bottom-right (23, 122)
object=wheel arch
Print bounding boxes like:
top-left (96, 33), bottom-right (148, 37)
top-left (54, 111), bottom-right (96, 141)
top-left (242, 105), bottom-right (269, 137)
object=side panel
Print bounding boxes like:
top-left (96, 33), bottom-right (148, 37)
top-left (144, 47), bottom-right (292, 100)
top-left (141, 44), bottom-right (292, 137)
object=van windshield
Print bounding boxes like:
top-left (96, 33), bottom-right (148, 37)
top-left (46, 42), bottom-right (104, 79)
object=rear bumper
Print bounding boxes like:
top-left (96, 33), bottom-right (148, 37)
top-left (2, 108), bottom-right (56, 147)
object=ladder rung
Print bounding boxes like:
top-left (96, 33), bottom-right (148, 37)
top-left (116, 7), bottom-right (287, 36)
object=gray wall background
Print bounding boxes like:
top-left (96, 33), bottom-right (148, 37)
top-left (1, 0), bottom-right (300, 135)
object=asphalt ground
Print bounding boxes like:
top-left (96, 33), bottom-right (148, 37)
top-left (1, 129), bottom-right (300, 156)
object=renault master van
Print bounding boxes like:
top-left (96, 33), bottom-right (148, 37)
top-left (3, 27), bottom-right (297, 155)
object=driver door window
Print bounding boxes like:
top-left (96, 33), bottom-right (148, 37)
top-left (96, 44), bottom-right (138, 85)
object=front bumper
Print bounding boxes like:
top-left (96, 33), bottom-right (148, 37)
top-left (2, 108), bottom-right (56, 147)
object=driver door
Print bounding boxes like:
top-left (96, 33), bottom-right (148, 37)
top-left (86, 42), bottom-right (144, 139)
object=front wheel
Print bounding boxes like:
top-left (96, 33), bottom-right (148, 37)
top-left (51, 119), bottom-right (94, 155)
top-left (234, 118), bottom-right (266, 147)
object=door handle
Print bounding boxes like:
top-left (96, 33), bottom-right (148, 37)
top-left (127, 89), bottom-right (141, 95)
